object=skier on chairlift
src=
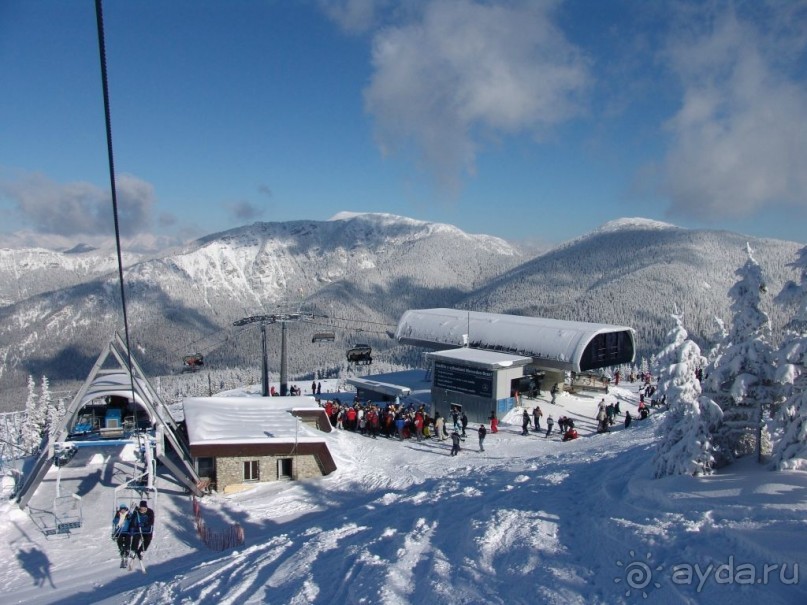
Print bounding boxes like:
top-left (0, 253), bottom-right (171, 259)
top-left (111, 503), bottom-right (131, 568)
top-left (129, 500), bottom-right (155, 563)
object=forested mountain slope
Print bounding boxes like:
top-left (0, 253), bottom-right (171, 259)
top-left (0, 213), bottom-right (524, 409)
top-left (460, 218), bottom-right (802, 358)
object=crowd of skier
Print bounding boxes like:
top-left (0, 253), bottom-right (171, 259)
top-left (317, 371), bottom-right (659, 455)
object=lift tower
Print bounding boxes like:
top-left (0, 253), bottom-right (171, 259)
top-left (234, 311), bottom-right (313, 396)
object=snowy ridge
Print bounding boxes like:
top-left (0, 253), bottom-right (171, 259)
top-left (0, 213), bottom-right (803, 411)
top-left (0, 213), bottom-right (526, 403)
top-left (0, 247), bottom-right (140, 307)
top-left (595, 217), bottom-right (680, 233)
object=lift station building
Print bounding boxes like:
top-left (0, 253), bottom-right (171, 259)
top-left (395, 308), bottom-right (636, 423)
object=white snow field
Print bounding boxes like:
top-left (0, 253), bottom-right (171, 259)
top-left (2, 383), bottom-right (806, 605)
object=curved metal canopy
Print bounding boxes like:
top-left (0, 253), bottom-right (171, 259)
top-left (395, 308), bottom-right (636, 373)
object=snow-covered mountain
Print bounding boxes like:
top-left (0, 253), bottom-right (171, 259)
top-left (0, 213), bottom-right (524, 408)
top-left (0, 213), bottom-right (802, 412)
top-left (0, 246), bottom-right (141, 307)
top-left (461, 221), bottom-right (802, 357)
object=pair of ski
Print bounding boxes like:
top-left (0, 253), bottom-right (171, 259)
top-left (120, 552), bottom-right (146, 573)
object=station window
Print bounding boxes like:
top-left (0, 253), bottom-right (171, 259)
top-left (243, 460), bottom-right (259, 481)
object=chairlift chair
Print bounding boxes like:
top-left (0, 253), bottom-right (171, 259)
top-left (346, 343), bottom-right (372, 365)
top-left (52, 493), bottom-right (83, 534)
top-left (113, 433), bottom-right (158, 518)
top-left (182, 353), bottom-right (204, 372)
top-left (312, 331), bottom-right (336, 343)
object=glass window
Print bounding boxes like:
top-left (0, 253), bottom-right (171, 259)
top-left (243, 460), bottom-right (259, 481)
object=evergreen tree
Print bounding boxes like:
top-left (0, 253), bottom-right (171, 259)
top-left (40, 375), bottom-right (53, 438)
top-left (771, 246), bottom-right (807, 469)
top-left (704, 244), bottom-right (777, 466)
top-left (22, 375), bottom-right (45, 454)
top-left (654, 314), bottom-right (723, 477)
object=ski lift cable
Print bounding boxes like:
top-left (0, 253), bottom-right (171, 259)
top-left (323, 315), bottom-right (398, 328)
top-left (95, 0), bottom-right (137, 403)
top-left (164, 323), bottom-right (241, 358)
top-left (299, 318), bottom-right (392, 338)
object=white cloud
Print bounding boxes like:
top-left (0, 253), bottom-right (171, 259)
top-left (363, 0), bottom-right (589, 193)
top-left (660, 5), bottom-right (807, 220)
top-left (0, 171), bottom-right (156, 237)
top-left (318, 0), bottom-right (391, 34)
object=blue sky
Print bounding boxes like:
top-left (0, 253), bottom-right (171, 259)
top-left (1, 0), bottom-right (806, 251)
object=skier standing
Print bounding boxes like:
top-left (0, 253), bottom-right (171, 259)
top-left (521, 410), bottom-right (531, 436)
top-left (478, 424), bottom-right (487, 452)
top-left (532, 406), bottom-right (542, 432)
top-left (545, 415), bottom-right (554, 438)
top-left (435, 413), bottom-right (446, 441)
top-left (489, 411), bottom-right (498, 433)
top-left (450, 431), bottom-right (461, 456)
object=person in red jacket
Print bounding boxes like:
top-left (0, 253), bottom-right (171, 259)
top-left (489, 411), bottom-right (498, 433)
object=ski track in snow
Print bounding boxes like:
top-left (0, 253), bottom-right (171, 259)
top-left (3, 386), bottom-right (807, 604)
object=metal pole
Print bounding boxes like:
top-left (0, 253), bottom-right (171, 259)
top-left (280, 321), bottom-right (289, 396)
top-left (261, 323), bottom-right (269, 397)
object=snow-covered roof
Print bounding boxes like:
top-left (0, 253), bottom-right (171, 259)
top-left (346, 377), bottom-right (411, 398)
top-left (428, 348), bottom-right (532, 369)
top-left (183, 396), bottom-right (325, 446)
top-left (396, 308), bottom-right (635, 373)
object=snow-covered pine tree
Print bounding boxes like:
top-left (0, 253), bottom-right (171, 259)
top-left (40, 375), bottom-right (53, 438)
top-left (22, 375), bottom-right (45, 455)
top-left (654, 314), bottom-right (723, 477)
top-left (640, 356), bottom-right (649, 377)
top-left (704, 243), bottom-right (777, 466)
top-left (704, 316), bottom-right (728, 370)
top-left (771, 246), bottom-right (807, 470)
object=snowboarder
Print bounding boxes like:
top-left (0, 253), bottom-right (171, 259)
top-left (450, 431), bottom-right (461, 456)
top-left (545, 415), bottom-right (554, 437)
top-left (111, 503), bottom-right (131, 567)
top-left (478, 424), bottom-right (487, 452)
top-left (129, 500), bottom-right (155, 561)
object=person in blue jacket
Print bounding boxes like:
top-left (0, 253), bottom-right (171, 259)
top-left (129, 500), bottom-right (155, 559)
top-left (111, 503), bottom-right (131, 566)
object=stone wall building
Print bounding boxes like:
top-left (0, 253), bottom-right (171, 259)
top-left (183, 396), bottom-right (336, 494)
